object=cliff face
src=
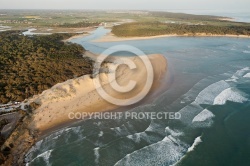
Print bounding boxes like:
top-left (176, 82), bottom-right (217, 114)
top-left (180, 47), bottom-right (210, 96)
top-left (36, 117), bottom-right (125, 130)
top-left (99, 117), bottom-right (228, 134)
top-left (0, 112), bottom-right (38, 166)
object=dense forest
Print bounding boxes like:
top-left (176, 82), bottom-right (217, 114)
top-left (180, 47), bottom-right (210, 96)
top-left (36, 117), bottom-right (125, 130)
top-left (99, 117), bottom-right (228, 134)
top-left (150, 12), bottom-right (226, 21)
top-left (58, 21), bottom-right (100, 28)
top-left (112, 22), bottom-right (250, 37)
top-left (0, 31), bottom-right (93, 104)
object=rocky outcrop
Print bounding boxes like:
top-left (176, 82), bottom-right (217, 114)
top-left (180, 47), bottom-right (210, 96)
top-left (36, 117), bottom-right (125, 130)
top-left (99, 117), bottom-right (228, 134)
top-left (0, 111), bottom-right (38, 166)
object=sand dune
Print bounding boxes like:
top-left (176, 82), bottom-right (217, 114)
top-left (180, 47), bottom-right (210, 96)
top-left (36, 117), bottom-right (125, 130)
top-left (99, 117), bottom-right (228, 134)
top-left (29, 54), bottom-right (168, 132)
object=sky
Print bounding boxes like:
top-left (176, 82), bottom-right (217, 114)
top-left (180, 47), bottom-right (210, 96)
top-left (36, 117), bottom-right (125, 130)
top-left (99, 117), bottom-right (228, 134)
top-left (0, 0), bottom-right (250, 11)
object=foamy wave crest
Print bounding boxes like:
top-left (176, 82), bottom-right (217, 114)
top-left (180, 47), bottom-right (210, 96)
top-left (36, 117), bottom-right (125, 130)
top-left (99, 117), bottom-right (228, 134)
top-left (243, 50), bottom-right (250, 54)
top-left (26, 126), bottom-right (84, 164)
top-left (98, 131), bottom-right (104, 137)
top-left (194, 80), bottom-right (230, 105)
top-left (94, 147), bottom-right (100, 164)
top-left (225, 75), bottom-right (239, 82)
top-left (127, 133), bottom-right (143, 143)
top-left (180, 75), bottom-right (222, 104)
top-left (165, 127), bottom-right (184, 137)
top-left (187, 136), bottom-right (202, 152)
top-left (178, 104), bottom-right (203, 125)
top-left (243, 73), bottom-right (250, 78)
top-left (225, 67), bottom-right (250, 82)
top-left (192, 109), bottom-right (215, 123)
top-left (178, 80), bottom-right (229, 125)
top-left (192, 109), bottom-right (215, 127)
top-left (111, 124), bottom-right (133, 136)
top-left (26, 149), bottom-right (53, 166)
top-left (213, 88), bottom-right (248, 105)
top-left (114, 138), bottom-right (187, 166)
top-left (234, 67), bottom-right (250, 77)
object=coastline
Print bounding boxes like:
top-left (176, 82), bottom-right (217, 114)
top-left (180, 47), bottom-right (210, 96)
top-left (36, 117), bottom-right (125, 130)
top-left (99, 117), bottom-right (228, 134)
top-left (36, 50), bottom-right (172, 140)
top-left (62, 33), bottom-right (90, 42)
top-left (218, 17), bottom-right (236, 22)
top-left (59, 27), bottom-right (98, 42)
top-left (93, 32), bottom-right (250, 42)
top-left (29, 53), bottom-right (168, 134)
top-left (3, 51), bottom-right (170, 165)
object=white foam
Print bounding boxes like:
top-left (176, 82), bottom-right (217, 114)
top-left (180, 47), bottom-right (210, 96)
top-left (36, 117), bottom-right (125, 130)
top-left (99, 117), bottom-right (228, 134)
top-left (94, 147), bottom-right (100, 164)
top-left (243, 50), bottom-right (250, 54)
top-left (235, 67), bottom-right (250, 77)
top-left (178, 104), bottom-right (203, 125)
top-left (26, 150), bottom-right (53, 166)
top-left (52, 135), bottom-right (60, 140)
top-left (194, 80), bottom-right (230, 105)
top-left (187, 136), bottom-right (202, 152)
top-left (168, 135), bottom-right (179, 145)
top-left (162, 136), bottom-right (170, 142)
top-left (177, 81), bottom-right (229, 125)
top-left (111, 124), bottom-right (131, 136)
top-left (25, 140), bottom-right (43, 159)
top-left (114, 138), bottom-right (187, 166)
top-left (243, 73), bottom-right (250, 78)
top-left (225, 75), bottom-right (238, 82)
top-left (145, 124), bottom-right (154, 132)
top-left (226, 67), bottom-right (250, 82)
top-left (127, 133), bottom-right (142, 143)
top-left (98, 131), bottom-right (104, 137)
top-left (192, 109), bottom-right (215, 123)
top-left (127, 131), bottom-right (160, 144)
top-left (70, 126), bottom-right (82, 133)
top-left (214, 88), bottom-right (248, 105)
top-left (165, 127), bottom-right (183, 137)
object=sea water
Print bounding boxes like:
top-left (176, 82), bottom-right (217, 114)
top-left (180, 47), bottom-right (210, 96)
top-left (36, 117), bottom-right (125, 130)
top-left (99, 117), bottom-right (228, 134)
top-left (25, 27), bottom-right (250, 166)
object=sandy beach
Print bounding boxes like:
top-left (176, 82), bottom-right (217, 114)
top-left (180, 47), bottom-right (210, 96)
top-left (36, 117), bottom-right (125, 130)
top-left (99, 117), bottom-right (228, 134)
top-left (218, 17), bottom-right (236, 22)
top-left (63, 33), bottom-right (89, 42)
top-left (93, 32), bottom-right (250, 42)
top-left (29, 53), bottom-right (168, 132)
top-left (57, 27), bottom-right (97, 42)
top-left (62, 33), bottom-right (90, 42)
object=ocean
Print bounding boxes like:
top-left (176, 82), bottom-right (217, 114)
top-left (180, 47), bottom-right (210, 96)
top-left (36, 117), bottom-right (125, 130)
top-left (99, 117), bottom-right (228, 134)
top-left (25, 27), bottom-right (250, 166)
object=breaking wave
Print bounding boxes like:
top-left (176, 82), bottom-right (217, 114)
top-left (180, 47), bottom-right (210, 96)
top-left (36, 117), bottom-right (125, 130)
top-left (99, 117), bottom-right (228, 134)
top-left (213, 88), bottom-right (248, 105)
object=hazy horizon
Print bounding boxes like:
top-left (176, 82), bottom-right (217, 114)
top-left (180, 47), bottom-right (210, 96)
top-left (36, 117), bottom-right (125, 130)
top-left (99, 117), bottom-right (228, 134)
top-left (1, 0), bottom-right (250, 12)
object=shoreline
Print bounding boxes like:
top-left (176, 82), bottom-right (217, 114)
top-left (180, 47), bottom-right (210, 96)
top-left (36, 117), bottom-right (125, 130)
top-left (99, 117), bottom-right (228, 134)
top-left (29, 52), bottom-right (168, 135)
top-left (38, 54), bottom-right (172, 139)
top-left (93, 32), bottom-right (250, 42)
top-left (218, 17), bottom-right (236, 22)
top-left (62, 32), bottom-right (90, 42)
top-left (20, 50), bottom-right (170, 165)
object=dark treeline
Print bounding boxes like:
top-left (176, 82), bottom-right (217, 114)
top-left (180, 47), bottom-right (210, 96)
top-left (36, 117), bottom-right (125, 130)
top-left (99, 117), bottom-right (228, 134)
top-left (112, 22), bottom-right (250, 37)
top-left (150, 12), bottom-right (225, 21)
top-left (57, 21), bottom-right (100, 28)
top-left (0, 31), bottom-right (93, 103)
